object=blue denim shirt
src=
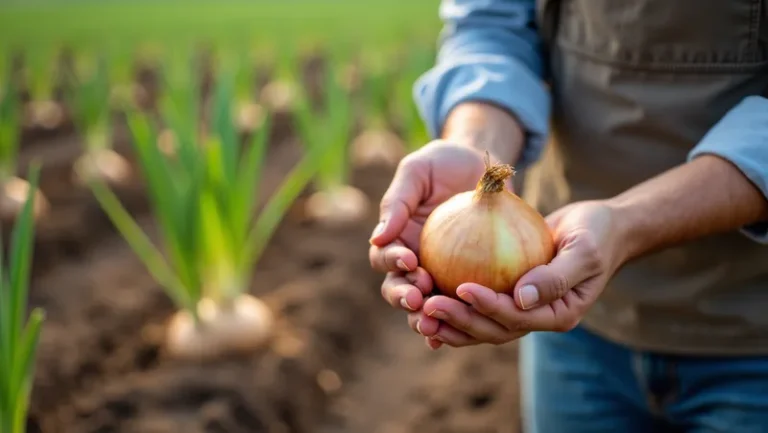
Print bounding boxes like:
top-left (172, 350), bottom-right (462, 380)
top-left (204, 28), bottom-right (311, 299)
top-left (413, 0), bottom-right (768, 242)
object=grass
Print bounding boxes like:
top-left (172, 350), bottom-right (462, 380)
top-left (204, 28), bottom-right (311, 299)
top-left (0, 0), bottom-right (442, 52)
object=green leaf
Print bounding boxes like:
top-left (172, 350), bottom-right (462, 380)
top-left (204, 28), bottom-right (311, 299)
top-left (7, 165), bottom-right (40, 364)
top-left (0, 164), bottom-right (43, 433)
top-left (10, 308), bottom-right (43, 433)
top-left (241, 133), bottom-right (330, 277)
top-left (0, 72), bottom-right (20, 179)
top-left (88, 176), bottom-right (192, 311)
top-left (209, 70), bottom-right (238, 184)
top-left (232, 111), bottom-right (270, 241)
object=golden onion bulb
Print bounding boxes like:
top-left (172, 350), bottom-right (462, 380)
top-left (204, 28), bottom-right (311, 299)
top-left (419, 152), bottom-right (556, 299)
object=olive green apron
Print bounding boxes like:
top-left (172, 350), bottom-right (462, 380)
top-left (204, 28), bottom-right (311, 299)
top-left (525, 0), bottom-right (768, 355)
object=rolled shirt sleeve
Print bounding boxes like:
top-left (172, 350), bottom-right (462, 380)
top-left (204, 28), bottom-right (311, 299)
top-left (688, 95), bottom-right (768, 243)
top-left (413, 0), bottom-right (550, 169)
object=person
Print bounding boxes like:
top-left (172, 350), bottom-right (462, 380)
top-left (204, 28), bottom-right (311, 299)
top-left (368, 0), bottom-right (768, 432)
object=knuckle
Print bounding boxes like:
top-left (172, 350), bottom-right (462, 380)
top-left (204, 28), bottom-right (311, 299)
top-left (398, 153), bottom-right (421, 172)
top-left (552, 273), bottom-right (571, 299)
top-left (508, 318), bottom-right (534, 333)
top-left (554, 317), bottom-right (580, 333)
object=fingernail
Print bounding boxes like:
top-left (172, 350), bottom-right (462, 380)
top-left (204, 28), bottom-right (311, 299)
top-left (519, 285), bottom-right (539, 310)
top-left (400, 297), bottom-right (414, 311)
top-left (405, 271), bottom-right (418, 284)
top-left (396, 259), bottom-right (411, 272)
top-left (458, 291), bottom-right (474, 305)
top-left (416, 319), bottom-right (424, 335)
top-left (369, 221), bottom-right (385, 243)
top-left (427, 309), bottom-right (447, 320)
top-left (433, 335), bottom-right (446, 343)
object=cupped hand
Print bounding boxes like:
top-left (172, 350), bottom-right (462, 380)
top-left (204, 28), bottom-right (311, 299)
top-left (411, 200), bottom-right (628, 349)
top-left (369, 140), bottom-right (512, 320)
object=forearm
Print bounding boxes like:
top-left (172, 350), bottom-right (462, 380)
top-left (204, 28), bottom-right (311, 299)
top-left (441, 101), bottom-right (526, 166)
top-left (608, 154), bottom-right (768, 263)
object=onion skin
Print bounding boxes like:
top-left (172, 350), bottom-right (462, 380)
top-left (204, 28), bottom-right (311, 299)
top-left (419, 153), bottom-right (555, 299)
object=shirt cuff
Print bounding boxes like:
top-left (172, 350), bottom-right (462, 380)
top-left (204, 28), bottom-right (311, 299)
top-left (688, 95), bottom-right (768, 244)
top-left (413, 53), bottom-right (550, 170)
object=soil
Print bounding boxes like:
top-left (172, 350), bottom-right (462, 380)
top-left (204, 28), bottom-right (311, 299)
top-left (10, 66), bottom-right (524, 433)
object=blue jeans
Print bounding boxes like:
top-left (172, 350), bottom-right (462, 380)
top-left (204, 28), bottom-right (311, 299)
top-left (519, 326), bottom-right (768, 433)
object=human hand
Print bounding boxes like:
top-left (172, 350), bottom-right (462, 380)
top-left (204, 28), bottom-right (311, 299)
top-left (369, 139), bottom-right (512, 314)
top-left (411, 200), bottom-right (628, 350)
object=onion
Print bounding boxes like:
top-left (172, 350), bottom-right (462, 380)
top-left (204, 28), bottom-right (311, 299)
top-left (235, 101), bottom-right (266, 133)
top-left (351, 128), bottom-right (405, 168)
top-left (0, 176), bottom-right (49, 222)
top-left (73, 148), bottom-right (133, 187)
top-left (419, 152), bottom-right (556, 299)
top-left (24, 100), bottom-right (65, 130)
top-left (165, 293), bottom-right (274, 360)
top-left (304, 185), bottom-right (369, 226)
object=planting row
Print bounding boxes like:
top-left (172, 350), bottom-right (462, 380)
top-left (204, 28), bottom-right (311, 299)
top-left (0, 43), bottom-right (436, 432)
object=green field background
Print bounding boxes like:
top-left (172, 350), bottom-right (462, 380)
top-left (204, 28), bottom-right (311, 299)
top-left (0, 0), bottom-right (444, 52)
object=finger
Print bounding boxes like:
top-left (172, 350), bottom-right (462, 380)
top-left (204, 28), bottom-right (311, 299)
top-left (404, 267), bottom-right (434, 295)
top-left (513, 229), bottom-right (604, 310)
top-left (455, 283), bottom-right (531, 338)
top-left (369, 241), bottom-right (418, 273)
top-left (460, 281), bottom-right (596, 334)
top-left (407, 310), bottom-right (440, 336)
top-left (422, 295), bottom-right (511, 344)
top-left (430, 322), bottom-right (481, 348)
top-left (370, 155), bottom-right (427, 246)
top-left (425, 337), bottom-right (443, 350)
top-left (381, 272), bottom-right (428, 311)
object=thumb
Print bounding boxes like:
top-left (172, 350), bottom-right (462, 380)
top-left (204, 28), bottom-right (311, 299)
top-left (369, 156), bottom-right (427, 246)
top-left (512, 233), bottom-right (601, 310)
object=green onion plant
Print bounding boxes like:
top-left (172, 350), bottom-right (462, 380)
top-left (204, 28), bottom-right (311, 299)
top-left (348, 46), bottom-right (408, 168)
top-left (0, 165), bottom-right (44, 433)
top-left (85, 61), bottom-right (331, 360)
top-left (294, 48), bottom-right (368, 225)
top-left (0, 67), bottom-right (46, 222)
top-left (258, 40), bottom-right (302, 114)
top-left (214, 40), bottom-right (262, 134)
top-left (67, 50), bottom-right (131, 186)
top-left (105, 42), bottom-right (141, 111)
top-left (22, 45), bottom-right (63, 129)
top-left (0, 65), bottom-right (20, 184)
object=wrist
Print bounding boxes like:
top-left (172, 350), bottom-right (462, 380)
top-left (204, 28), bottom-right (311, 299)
top-left (440, 101), bottom-right (525, 166)
top-left (603, 197), bottom-right (644, 267)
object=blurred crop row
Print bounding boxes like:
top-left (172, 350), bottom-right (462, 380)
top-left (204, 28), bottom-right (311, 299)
top-left (0, 1), bottom-right (440, 431)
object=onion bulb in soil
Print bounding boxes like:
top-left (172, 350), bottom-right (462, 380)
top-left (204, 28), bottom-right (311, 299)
top-left (73, 148), bottom-right (133, 187)
top-left (235, 101), bottom-right (266, 133)
top-left (0, 176), bottom-right (49, 222)
top-left (351, 128), bottom-right (405, 167)
top-left (24, 100), bottom-right (66, 130)
top-left (165, 294), bottom-right (274, 360)
top-left (260, 80), bottom-right (297, 113)
top-left (419, 152), bottom-right (556, 299)
top-left (305, 185), bottom-right (370, 226)
top-left (109, 83), bottom-right (150, 110)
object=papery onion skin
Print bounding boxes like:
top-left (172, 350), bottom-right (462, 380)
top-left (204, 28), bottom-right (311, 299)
top-left (419, 153), bottom-right (556, 299)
